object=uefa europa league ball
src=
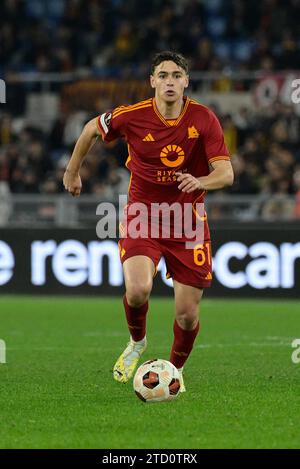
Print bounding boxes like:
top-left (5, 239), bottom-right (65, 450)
top-left (133, 359), bottom-right (181, 402)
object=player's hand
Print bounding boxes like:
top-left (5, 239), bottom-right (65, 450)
top-left (63, 169), bottom-right (82, 197)
top-left (175, 172), bottom-right (203, 193)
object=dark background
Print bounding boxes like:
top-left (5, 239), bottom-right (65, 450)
top-left (1, 223), bottom-right (299, 297)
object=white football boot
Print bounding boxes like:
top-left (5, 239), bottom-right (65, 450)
top-left (178, 367), bottom-right (186, 393)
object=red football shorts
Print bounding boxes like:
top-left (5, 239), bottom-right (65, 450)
top-left (118, 237), bottom-right (212, 289)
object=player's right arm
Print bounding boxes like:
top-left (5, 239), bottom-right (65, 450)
top-left (63, 117), bottom-right (100, 197)
top-left (63, 107), bottom-right (126, 197)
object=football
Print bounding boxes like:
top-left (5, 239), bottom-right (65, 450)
top-left (133, 359), bottom-right (181, 403)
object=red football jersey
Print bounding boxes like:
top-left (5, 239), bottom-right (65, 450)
top-left (97, 96), bottom-right (230, 241)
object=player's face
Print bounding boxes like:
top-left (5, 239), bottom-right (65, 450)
top-left (150, 61), bottom-right (189, 103)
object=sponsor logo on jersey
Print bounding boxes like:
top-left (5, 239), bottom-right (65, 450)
top-left (160, 145), bottom-right (185, 168)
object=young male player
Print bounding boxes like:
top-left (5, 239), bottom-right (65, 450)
top-left (63, 51), bottom-right (234, 392)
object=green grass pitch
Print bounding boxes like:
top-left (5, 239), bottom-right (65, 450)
top-left (0, 296), bottom-right (299, 449)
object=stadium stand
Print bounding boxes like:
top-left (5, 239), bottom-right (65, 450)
top-left (0, 0), bottom-right (299, 218)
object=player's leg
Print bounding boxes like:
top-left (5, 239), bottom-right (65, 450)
top-left (123, 255), bottom-right (155, 339)
top-left (113, 255), bottom-right (156, 383)
top-left (170, 281), bottom-right (203, 392)
top-left (162, 238), bottom-right (211, 391)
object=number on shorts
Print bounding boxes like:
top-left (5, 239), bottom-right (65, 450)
top-left (193, 242), bottom-right (211, 266)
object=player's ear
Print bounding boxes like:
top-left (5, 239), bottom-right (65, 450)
top-left (150, 75), bottom-right (155, 89)
top-left (184, 74), bottom-right (189, 89)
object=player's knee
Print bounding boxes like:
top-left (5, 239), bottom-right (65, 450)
top-left (126, 280), bottom-right (152, 307)
top-left (176, 315), bottom-right (199, 330)
top-left (176, 303), bottom-right (199, 330)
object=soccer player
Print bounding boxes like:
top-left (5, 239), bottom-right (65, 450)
top-left (63, 51), bottom-right (234, 392)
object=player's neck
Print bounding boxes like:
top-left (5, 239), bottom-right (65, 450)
top-left (155, 96), bottom-right (184, 119)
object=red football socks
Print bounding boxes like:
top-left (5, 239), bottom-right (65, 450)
top-left (123, 294), bottom-right (148, 342)
top-left (170, 320), bottom-right (200, 369)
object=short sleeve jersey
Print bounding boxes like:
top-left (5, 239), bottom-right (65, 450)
top-left (97, 96), bottom-right (230, 209)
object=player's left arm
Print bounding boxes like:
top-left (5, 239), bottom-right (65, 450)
top-left (176, 159), bottom-right (234, 193)
top-left (177, 109), bottom-right (234, 193)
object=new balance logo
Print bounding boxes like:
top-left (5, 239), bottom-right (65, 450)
top-left (174, 351), bottom-right (188, 357)
top-left (188, 126), bottom-right (199, 139)
top-left (143, 133), bottom-right (155, 141)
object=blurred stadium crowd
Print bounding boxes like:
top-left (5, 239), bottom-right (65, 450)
top-left (0, 0), bottom-right (299, 220)
top-left (1, 0), bottom-right (300, 74)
